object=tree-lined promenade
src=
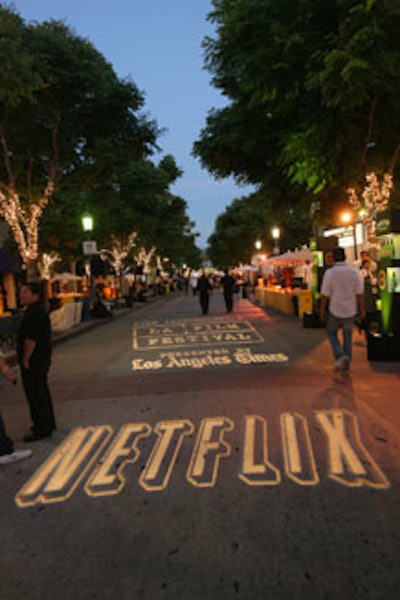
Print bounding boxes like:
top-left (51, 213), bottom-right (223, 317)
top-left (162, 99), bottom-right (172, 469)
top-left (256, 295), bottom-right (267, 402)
top-left (2, 2), bottom-right (400, 275)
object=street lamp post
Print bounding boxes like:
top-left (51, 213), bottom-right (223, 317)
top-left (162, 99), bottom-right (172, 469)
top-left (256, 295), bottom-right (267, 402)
top-left (253, 239), bottom-right (263, 273)
top-left (81, 213), bottom-right (97, 303)
top-left (271, 226), bottom-right (280, 255)
top-left (341, 211), bottom-right (358, 261)
top-left (82, 214), bottom-right (93, 234)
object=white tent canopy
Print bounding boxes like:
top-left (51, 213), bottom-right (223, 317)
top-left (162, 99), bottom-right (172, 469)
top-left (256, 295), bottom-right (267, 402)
top-left (232, 264), bottom-right (258, 273)
top-left (51, 272), bottom-right (83, 282)
top-left (260, 248), bottom-right (313, 266)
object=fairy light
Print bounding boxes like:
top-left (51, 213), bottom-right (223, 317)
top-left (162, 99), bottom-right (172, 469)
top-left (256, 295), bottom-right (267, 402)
top-left (0, 181), bottom-right (54, 264)
top-left (135, 246), bottom-right (156, 273)
top-left (38, 252), bottom-right (60, 280)
top-left (348, 172), bottom-right (393, 241)
top-left (100, 232), bottom-right (137, 276)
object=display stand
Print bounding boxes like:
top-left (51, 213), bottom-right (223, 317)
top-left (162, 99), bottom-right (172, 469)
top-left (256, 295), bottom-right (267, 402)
top-left (368, 209), bottom-right (400, 361)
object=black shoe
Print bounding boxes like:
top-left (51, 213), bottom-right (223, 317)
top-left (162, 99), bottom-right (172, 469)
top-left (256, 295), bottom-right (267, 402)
top-left (23, 431), bottom-right (52, 442)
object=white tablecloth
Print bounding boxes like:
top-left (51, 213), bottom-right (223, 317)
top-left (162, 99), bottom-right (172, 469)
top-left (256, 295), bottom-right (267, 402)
top-left (50, 301), bottom-right (82, 333)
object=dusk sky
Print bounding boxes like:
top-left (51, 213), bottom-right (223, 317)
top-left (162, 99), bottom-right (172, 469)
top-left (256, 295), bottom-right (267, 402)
top-left (11, 0), bottom-right (254, 247)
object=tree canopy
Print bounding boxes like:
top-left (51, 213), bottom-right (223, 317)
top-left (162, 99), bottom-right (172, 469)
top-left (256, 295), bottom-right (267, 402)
top-left (207, 189), bottom-right (311, 269)
top-left (0, 4), bottom-right (200, 273)
top-left (194, 0), bottom-right (400, 227)
top-left (0, 10), bottom-right (159, 194)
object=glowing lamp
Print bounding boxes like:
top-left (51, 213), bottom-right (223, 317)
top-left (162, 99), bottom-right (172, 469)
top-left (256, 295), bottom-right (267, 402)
top-left (271, 226), bottom-right (280, 240)
top-left (82, 214), bottom-right (93, 232)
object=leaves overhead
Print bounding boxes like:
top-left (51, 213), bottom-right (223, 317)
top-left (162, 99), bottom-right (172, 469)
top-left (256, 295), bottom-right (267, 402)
top-left (0, 4), bottom-right (201, 267)
top-left (194, 0), bottom-right (400, 206)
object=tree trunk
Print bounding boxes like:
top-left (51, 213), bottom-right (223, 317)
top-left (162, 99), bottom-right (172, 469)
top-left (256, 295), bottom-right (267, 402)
top-left (26, 259), bottom-right (40, 283)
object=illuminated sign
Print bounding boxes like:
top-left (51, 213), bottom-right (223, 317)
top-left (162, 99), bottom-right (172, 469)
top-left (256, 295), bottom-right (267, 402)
top-left (15, 409), bottom-right (390, 508)
top-left (82, 240), bottom-right (97, 255)
top-left (131, 319), bottom-right (288, 372)
top-left (132, 348), bottom-right (289, 371)
top-left (133, 319), bottom-right (263, 350)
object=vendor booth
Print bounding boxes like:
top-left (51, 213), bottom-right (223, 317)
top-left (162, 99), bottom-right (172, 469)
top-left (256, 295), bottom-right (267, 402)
top-left (48, 272), bottom-right (86, 332)
top-left (367, 209), bottom-right (400, 360)
top-left (50, 300), bottom-right (83, 334)
top-left (50, 272), bottom-right (85, 307)
top-left (255, 248), bottom-right (314, 316)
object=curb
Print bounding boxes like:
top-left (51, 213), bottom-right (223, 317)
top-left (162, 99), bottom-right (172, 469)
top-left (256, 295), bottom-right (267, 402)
top-left (3, 292), bottom-right (169, 365)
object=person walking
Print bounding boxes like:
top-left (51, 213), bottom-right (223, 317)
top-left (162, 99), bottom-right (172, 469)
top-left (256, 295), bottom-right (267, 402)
top-left (319, 246), bottom-right (364, 373)
top-left (0, 355), bottom-right (32, 465)
top-left (197, 272), bottom-right (213, 315)
top-left (189, 270), bottom-right (198, 295)
top-left (221, 270), bottom-right (235, 313)
top-left (17, 282), bottom-right (56, 441)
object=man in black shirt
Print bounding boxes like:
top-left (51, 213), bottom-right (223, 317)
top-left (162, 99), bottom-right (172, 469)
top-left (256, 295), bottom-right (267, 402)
top-left (17, 282), bottom-right (56, 441)
top-left (197, 273), bottom-right (213, 314)
top-left (221, 270), bottom-right (236, 313)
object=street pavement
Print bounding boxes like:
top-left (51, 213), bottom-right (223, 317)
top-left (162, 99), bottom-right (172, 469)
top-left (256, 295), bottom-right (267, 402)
top-left (1, 288), bottom-right (399, 600)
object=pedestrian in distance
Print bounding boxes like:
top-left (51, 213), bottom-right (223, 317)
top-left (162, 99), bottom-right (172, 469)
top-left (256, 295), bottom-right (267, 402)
top-left (0, 355), bottom-right (32, 465)
top-left (197, 272), bottom-right (213, 315)
top-left (358, 257), bottom-right (378, 336)
top-left (319, 246), bottom-right (365, 374)
top-left (189, 270), bottom-right (198, 295)
top-left (221, 269), bottom-right (235, 312)
top-left (17, 282), bottom-right (56, 441)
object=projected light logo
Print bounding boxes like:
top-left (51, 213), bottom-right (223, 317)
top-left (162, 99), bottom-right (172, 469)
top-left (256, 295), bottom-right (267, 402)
top-left (15, 409), bottom-right (390, 508)
top-left (131, 318), bottom-right (289, 371)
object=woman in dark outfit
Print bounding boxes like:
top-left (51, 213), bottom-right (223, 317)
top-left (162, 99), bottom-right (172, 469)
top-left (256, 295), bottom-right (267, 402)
top-left (17, 282), bottom-right (56, 441)
top-left (221, 270), bottom-right (235, 312)
top-left (197, 273), bottom-right (213, 314)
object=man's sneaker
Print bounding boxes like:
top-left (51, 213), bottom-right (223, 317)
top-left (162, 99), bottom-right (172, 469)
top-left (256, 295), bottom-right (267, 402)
top-left (341, 355), bottom-right (350, 373)
top-left (334, 356), bottom-right (346, 371)
top-left (0, 449), bottom-right (32, 466)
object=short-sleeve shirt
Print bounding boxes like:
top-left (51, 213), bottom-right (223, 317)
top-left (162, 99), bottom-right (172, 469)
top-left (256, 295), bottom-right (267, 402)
top-left (321, 263), bottom-right (363, 318)
top-left (17, 302), bottom-right (52, 368)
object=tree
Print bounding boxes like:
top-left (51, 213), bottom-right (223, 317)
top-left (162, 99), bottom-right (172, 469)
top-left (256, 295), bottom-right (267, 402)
top-left (39, 151), bottom-right (201, 275)
top-left (194, 0), bottom-right (400, 228)
top-left (92, 155), bottom-right (200, 268)
top-left (207, 198), bottom-right (260, 268)
top-left (0, 6), bottom-right (158, 277)
top-left (207, 188), bottom-right (311, 269)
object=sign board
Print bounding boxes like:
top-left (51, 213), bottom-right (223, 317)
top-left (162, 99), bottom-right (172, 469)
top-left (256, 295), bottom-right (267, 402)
top-left (377, 209), bottom-right (400, 235)
top-left (82, 240), bottom-right (97, 255)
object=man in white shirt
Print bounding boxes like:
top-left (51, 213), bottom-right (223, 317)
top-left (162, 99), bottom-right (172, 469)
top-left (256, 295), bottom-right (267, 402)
top-left (319, 246), bottom-right (365, 373)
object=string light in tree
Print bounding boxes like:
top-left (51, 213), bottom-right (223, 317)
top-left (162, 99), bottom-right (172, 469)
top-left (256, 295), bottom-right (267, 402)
top-left (135, 246), bottom-right (156, 274)
top-left (0, 181), bottom-right (54, 264)
top-left (348, 172), bottom-right (393, 241)
top-left (100, 232), bottom-right (137, 276)
top-left (39, 252), bottom-right (61, 280)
